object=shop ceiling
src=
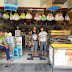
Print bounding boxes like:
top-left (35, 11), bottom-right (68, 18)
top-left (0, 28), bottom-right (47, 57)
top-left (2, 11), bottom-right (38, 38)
top-left (52, 0), bottom-right (67, 4)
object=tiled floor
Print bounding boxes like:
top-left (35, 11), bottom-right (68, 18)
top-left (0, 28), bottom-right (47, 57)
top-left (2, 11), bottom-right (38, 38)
top-left (0, 48), bottom-right (72, 72)
top-left (0, 63), bottom-right (72, 72)
top-left (0, 48), bottom-right (48, 63)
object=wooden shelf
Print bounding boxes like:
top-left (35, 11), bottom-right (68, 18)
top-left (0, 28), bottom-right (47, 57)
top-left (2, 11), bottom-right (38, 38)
top-left (51, 40), bottom-right (67, 41)
top-left (49, 30), bottom-right (70, 44)
top-left (50, 43), bottom-right (66, 44)
top-left (51, 44), bottom-right (72, 48)
top-left (51, 36), bottom-right (67, 38)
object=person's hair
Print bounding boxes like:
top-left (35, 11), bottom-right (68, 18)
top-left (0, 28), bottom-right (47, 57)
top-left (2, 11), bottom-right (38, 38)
top-left (0, 30), bottom-right (2, 33)
top-left (33, 26), bottom-right (37, 30)
top-left (40, 26), bottom-right (44, 29)
top-left (33, 26), bottom-right (36, 28)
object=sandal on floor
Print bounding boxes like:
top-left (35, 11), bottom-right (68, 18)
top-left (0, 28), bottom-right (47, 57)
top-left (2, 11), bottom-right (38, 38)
top-left (35, 54), bottom-right (39, 56)
top-left (41, 54), bottom-right (44, 56)
top-left (32, 54), bottom-right (34, 56)
top-left (45, 55), bottom-right (48, 57)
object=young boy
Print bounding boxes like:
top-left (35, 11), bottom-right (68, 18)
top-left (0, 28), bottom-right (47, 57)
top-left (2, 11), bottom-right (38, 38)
top-left (31, 26), bottom-right (39, 56)
top-left (38, 26), bottom-right (47, 56)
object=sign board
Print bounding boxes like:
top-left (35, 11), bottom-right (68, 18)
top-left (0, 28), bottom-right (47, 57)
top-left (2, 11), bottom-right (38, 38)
top-left (54, 49), bottom-right (72, 66)
top-left (4, 0), bottom-right (18, 11)
top-left (49, 45), bottom-right (53, 64)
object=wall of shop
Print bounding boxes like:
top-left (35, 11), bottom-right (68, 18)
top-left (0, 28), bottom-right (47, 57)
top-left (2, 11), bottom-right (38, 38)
top-left (18, 0), bottom-right (40, 7)
top-left (0, 0), bottom-right (4, 7)
top-left (0, 0), bottom-right (40, 7)
top-left (0, 0), bottom-right (68, 8)
top-left (62, 1), bottom-right (68, 8)
top-left (41, 0), bottom-right (68, 8)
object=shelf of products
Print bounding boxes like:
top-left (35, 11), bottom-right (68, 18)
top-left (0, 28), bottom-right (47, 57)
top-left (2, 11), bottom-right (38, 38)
top-left (49, 30), bottom-right (71, 44)
top-left (49, 30), bottom-right (72, 72)
top-left (4, 36), bottom-right (22, 56)
top-left (49, 44), bottom-right (72, 67)
top-left (4, 36), bottom-right (15, 56)
top-left (15, 37), bottom-right (22, 55)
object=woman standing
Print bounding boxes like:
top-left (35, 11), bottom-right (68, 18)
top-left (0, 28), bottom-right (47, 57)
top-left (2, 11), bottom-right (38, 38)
top-left (31, 26), bottom-right (39, 56)
top-left (38, 26), bottom-right (47, 57)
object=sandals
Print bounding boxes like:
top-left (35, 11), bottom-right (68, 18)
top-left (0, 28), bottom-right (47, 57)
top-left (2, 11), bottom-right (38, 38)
top-left (41, 54), bottom-right (44, 56)
top-left (35, 54), bottom-right (39, 56)
top-left (32, 54), bottom-right (34, 56)
top-left (45, 55), bottom-right (48, 57)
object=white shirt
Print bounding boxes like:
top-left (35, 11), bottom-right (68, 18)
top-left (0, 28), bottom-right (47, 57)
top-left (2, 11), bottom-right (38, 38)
top-left (39, 31), bottom-right (47, 42)
top-left (32, 31), bottom-right (37, 41)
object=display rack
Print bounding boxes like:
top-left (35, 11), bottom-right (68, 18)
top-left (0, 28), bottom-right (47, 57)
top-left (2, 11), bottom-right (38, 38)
top-left (4, 36), bottom-right (22, 56)
top-left (4, 36), bottom-right (15, 56)
top-left (49, 30), bottom-right (72, 72)
top-left (15, 37), bottom-right (22, 55)
top-left (49, 30), bottom-right (70, 44)
top-left (49, 44), bottom-right (72, 72)
top-left (25, 34), bottom-right (32, 47)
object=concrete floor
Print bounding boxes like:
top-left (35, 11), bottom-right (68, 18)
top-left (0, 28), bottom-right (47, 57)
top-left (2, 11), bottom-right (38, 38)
top-left (0, 48), bottom-right (72, 72)
top-left (0, 63), bottom-right (72, 72)
top-left (0, 47), bottom-right (48, 63)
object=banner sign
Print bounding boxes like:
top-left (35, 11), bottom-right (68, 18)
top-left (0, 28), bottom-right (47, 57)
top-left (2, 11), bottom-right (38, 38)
top-left (4, 0), bottom-right (18, 11)
top-left (54, 49), bottom-right (72, 66)
top-left (68, 0), bottom-right (72, 9)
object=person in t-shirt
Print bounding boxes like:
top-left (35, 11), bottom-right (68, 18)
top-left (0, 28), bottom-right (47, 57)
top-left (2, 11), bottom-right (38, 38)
top-left (0, 30), bottom-right (12, 61)
top-left (38, 26), bottom-right (47, 57)
top-left (31, 26), bottom-right (39, 56)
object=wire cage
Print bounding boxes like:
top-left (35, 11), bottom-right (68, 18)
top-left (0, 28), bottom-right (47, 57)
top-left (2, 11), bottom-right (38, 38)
top-left (25, 34), bottom-right (33, 47)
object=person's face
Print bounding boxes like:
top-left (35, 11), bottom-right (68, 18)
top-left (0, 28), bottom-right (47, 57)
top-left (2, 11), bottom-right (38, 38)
top-left (41, 27), bottom-right (44, 31)
top-left (33, 27), bottom-right (36, 30)
top-left (0, 32), bottom-right (3, 36)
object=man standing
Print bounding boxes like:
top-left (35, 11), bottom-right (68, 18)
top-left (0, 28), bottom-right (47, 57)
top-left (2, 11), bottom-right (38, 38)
top-left (31, 26), bottom-right (39, 56)
top-left (38, 26), bottom-right (47, 57)
top-left (0, 30), bottom-right (12, 61)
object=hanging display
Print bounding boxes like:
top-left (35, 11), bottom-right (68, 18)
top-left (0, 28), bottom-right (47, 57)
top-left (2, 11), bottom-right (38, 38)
top-left (47, 13), bottom-right (54, 21)
top-left (0, 13), bottom-right (3, 18)
top-left (41, 14), bottom-right (47, 21)
top-left (4, 0), bottom-right (18, 11)
top-left (34, 13), bottom-right (41, 21)
top-left (26, 12), bottom-right (32, 19)
top-left (3, 13), bottom-right (10, 20)
top-left (20, 13), bottom-right (26, 19)
top-left (55, 13), bottom-right (64, 21)
top-left (13, 13), bottom-right (20, 21)
top-left (10, 12), bottom-right (14, 20)
top-left (65, 14), bottom-right (70, 21)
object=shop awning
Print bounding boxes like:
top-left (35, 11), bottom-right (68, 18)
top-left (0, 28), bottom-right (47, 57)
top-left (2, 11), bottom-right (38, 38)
top-left (48, 6), bottom-right (60, 11)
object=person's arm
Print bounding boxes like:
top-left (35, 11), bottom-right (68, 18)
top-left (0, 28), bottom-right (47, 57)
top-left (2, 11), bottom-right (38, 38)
top-left (32, 36), bottom-right (33, 45)
top-left (0, 43), bottom-right (5, 46)
top-left (37, 31), bottom-right (39, 40)
top-left (3, 40), bottom-right (8, 47)
top-left (0, 42), bottom-right (8, 49)
top-left (46, 35), bottom-right (47, 45)
top-left (38, 33), bottom-right (40, 46)
top-left (4, 40), bottom-right (12, 50)
top-left (39, 36), bottom-right (40, 46)
top-left (37, 35), bottom-right (39, 41)
top-left (45, 32), bottom-right (48, 45)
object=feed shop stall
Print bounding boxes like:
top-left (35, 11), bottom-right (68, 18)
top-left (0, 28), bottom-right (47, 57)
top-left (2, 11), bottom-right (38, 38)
top-left (49, 30), bottom-right (72, 72)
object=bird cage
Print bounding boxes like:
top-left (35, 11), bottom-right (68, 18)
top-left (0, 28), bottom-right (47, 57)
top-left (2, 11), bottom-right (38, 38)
top-left (26, 33), bottom-right (33, 47)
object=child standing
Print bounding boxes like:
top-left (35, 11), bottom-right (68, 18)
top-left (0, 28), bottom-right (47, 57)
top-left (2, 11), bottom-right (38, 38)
top-left (31, 26), bottom-right (39, 56)
top-left (38, 26), bottom-right (47, 57)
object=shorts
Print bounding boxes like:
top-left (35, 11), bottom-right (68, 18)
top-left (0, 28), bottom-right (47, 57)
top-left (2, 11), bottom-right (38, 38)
top-left (40, 42), bottom-right (47, 52)
top-left (31, 41), bottom-right (38, 51)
